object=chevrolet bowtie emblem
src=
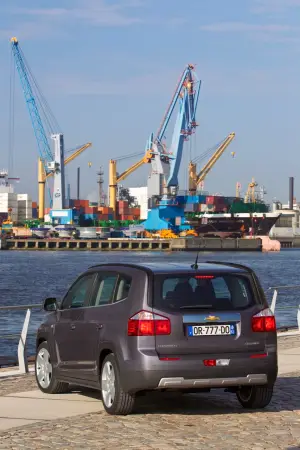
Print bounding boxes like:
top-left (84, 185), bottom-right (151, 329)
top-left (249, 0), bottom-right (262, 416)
top-left (205, 315), bottom-right (220, 321)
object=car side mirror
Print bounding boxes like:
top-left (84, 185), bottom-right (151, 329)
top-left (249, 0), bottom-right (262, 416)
top-left (43, 297), bottom-right (57, 312)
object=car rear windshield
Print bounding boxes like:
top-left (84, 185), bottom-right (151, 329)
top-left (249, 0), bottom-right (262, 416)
top-left (153, 273), bottom-right (255, 311)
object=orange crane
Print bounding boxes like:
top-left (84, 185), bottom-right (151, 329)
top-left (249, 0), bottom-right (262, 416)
top-left (244, 177), bottom-right (258, 203)
top-left (188, 132), bottom-right (236, 194)
top-left (109, 149), bottom-right (153, 217)
top-left (38, 142), bottom-right (92, 220)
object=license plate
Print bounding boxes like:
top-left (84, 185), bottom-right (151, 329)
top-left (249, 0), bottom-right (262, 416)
top-left (187, 324), bottom-right (236, 336)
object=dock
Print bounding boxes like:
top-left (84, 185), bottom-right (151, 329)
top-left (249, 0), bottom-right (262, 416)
top-left (3, 237), bottom-right (263, 251)
top-left (272, 236), bottom-right (300, 248)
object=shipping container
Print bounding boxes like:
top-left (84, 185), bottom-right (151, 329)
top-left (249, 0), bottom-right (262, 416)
top-left (118, 201), bottom-right (129, 207)
top-left (83, 214), bottom-right (98, 221)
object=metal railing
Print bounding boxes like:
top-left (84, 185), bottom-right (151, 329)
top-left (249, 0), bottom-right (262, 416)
top-left (0, 303), bottom-right (41, 375)
top-left (1, 285), bottom-right (300, 376)
top-left (268, 285), bottom-right (300, 335)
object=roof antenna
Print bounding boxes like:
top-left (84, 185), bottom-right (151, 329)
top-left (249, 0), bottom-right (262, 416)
top-left (191, 250), bottom-right (199, 269)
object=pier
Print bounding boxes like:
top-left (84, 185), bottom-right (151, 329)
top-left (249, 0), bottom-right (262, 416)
top-left (3, 237), bottom-right (263, 251)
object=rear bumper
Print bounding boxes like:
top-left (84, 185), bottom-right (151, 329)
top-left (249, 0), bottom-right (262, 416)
top-left (157, 373), bottom-right (267, 389)
top-left (121, 353), bottom-right (278, 393)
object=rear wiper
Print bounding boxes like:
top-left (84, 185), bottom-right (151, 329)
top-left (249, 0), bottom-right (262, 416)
top-left (179, 305), bottom-right (213, 309)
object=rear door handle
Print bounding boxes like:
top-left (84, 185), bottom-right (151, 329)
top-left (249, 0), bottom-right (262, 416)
top-left (97, 324), bottom-right (103, 330)
top-left (70, 324), bottom-right (76, 330)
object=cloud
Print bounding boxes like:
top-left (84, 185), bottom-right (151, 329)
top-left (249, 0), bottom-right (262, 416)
top-left (12, 0), bottom-right (144, 27)
top-left (253, 0), bottom-right (300, 14)
top-left (199, 22), bottom-right (296, 33)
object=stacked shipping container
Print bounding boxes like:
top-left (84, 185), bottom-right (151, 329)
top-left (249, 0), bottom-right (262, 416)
top-left (17, 194), bottom-right (32, 221)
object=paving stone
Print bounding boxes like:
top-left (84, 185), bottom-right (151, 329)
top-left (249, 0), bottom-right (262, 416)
top-left (1, 338), bottom-right (300, 449)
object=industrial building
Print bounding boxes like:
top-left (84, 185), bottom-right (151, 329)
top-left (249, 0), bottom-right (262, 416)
top-left (0, 171), bottom-right (32, 223)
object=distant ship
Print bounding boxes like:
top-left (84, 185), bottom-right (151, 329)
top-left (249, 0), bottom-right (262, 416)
top-left (188, 211), bottom-right (281, 237)
top-left (185, 196), bottom-right (281, 237)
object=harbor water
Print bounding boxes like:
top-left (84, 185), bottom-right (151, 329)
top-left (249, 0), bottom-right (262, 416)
top-left (1, 249), bottom-right (300, 360)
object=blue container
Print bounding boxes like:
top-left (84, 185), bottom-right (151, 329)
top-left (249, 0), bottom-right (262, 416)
top-left (176, 196), bottom-right (185, 204)
top-left (197, 195), bottom-right (206, 203)
top-left (83, 214), bottom-right (97, 220)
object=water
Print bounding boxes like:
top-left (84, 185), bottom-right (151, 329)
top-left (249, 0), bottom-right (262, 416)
top-left (1, 249), bottom-right (300, 360)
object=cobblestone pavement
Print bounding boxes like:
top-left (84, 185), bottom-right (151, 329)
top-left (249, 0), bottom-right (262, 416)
top-left (0, 373), bottom-right (300, 449)
top-left (0, 374), bottom-right (36, 397)
top-left (278, 334), bottom-right (300, 351)
top-left (1, 336), bottom-right (300, 450)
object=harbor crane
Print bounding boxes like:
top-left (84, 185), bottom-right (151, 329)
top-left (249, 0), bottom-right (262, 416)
top-left (245, 177), bottom-right (258, 203)
top-left (41, 142), bottom-right (92, 218)
top-left (143, 64), bottom-right (201, 230)
top-left (188, 132), bottom-right (236, 194)
top-left (109, 147), bottom-right (153, 218)
top-left (108, 65), bottom-right (201, 223)
top-left (10, 37), bottom-right (91, 220)
top-left (147, 64), bottom-right (201, 198)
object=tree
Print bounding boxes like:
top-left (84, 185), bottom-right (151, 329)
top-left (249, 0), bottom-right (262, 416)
top-left (118, 187), bottom-right (136, 207)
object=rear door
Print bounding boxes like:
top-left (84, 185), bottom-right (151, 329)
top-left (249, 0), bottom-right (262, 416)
top-left (152, 271), bottom-right (265, 357)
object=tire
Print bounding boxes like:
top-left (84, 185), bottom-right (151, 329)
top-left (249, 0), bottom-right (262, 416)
top-left (236, 384), bottom-right (274, 409)
top-left (100, 353), bottom-right (135, 415)
top-left (35, 341), bottom-right (69, 394)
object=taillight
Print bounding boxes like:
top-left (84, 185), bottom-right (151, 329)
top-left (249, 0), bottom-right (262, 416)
top-left (203, 359), bottom-right (216, 366)
top-left (128, 310), bottom-right (171, 336)
top-left (252, 308), bottom-right (276, 332)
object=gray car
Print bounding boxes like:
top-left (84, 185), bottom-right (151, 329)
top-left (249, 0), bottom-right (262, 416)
top-left (35, 261), bottom-right (278, 415)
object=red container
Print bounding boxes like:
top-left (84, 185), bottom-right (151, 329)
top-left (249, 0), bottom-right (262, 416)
top-left (118, 201), bottom-right (128, 207)
top-left (206, 196), bottom-right (215, 205)
top-left (73, 199), bottom-right (89, 208)
top-left (98, 214), bottom-right (109, 220)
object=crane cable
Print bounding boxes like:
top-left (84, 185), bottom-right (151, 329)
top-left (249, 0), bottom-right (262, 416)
top-left (191, 138), bottom-right (225, 165)
top-left (9, 49), bottom-right (16, 177)
top-left (112, 151), bottom-right (144, 162)
top-left (19, 47), bottom-right (61, 136)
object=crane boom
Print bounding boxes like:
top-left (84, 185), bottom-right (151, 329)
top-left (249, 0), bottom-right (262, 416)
top-left (189, 132), bottom-right (235, 193)
top-left (10, 37), bottom-right (53, 166)
top-left (45, 143), bottom-right (92, 180)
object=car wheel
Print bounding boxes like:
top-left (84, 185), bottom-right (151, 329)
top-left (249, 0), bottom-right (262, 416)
top-left (236, 385), bottom-right (274, 409)
top-left (35, 341), bottom-right (69, 394)
top-left (100, 353), bottom-right (135, 415)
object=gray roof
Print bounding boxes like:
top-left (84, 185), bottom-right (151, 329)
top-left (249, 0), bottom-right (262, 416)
top-left (88, 261), bottom-right (248, 274)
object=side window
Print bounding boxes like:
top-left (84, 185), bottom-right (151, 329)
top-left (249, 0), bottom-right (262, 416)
top-left (61, 274), bottom-right (95, 309)
top-left (91, 274), bottom-right (118, 306)
top-left (212, 277), bottom-right (231, 299)
top-left (114, 276), bottom-right (132, 303)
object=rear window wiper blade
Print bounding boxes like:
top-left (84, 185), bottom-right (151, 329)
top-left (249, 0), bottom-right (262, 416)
top-left (179, 305), bottom-right (213, 309)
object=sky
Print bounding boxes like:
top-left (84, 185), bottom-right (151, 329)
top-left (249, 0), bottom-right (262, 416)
top-left (0, 0), bottom-right (300, 204)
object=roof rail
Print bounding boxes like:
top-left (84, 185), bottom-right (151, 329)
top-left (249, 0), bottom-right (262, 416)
top-left (205, 260), bottom-right (254, 275)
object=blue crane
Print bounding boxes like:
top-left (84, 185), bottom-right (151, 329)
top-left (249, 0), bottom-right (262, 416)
top-left (143, 65), bottom-right (201, 231)
top-left (151, 64), bottom-right (201, 191)
top-left (10, 37), bottom-right (66, 217)
top-left (10, 38), bottom-right (53, 166)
